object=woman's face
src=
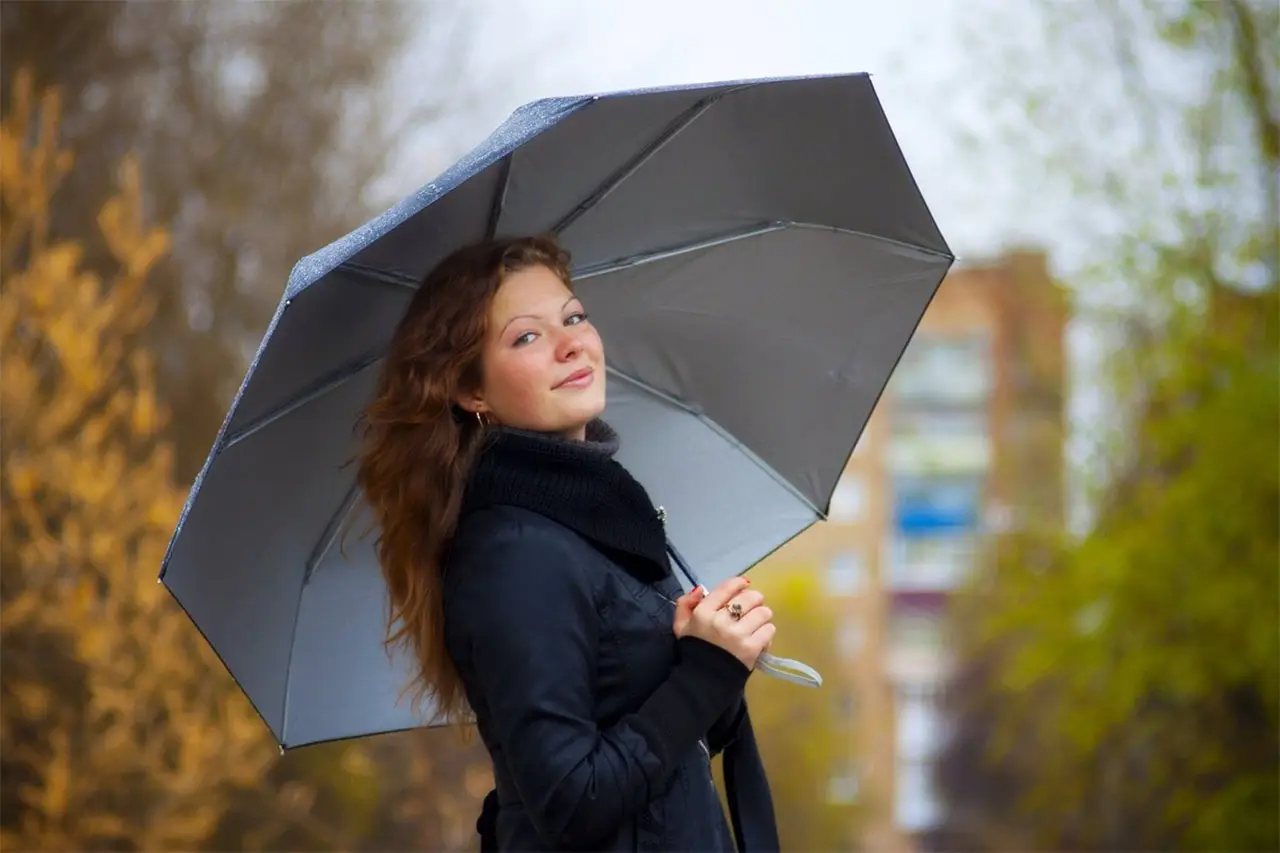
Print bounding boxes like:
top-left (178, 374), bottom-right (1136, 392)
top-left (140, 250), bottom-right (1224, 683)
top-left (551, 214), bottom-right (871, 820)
top-left (462, 264), bottom-right (606, 440)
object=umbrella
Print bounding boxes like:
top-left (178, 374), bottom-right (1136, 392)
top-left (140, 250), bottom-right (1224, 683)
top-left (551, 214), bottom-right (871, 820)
top-left (160, 72), bottom-right (953, 749)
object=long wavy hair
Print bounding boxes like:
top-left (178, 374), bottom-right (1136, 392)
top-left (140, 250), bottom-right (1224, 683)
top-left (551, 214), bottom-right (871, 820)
top-left (355, 235), bottom-right (573, 721)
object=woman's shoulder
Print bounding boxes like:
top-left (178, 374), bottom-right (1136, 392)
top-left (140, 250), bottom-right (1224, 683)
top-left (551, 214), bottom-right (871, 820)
top-left (444, 508), bottom-right (604, 645)
top-left (447, 506), bottom-right (599, 591)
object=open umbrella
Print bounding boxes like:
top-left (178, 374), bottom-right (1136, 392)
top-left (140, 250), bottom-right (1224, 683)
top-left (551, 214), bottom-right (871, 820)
top-left (160, 72), bottom-right (952, 749)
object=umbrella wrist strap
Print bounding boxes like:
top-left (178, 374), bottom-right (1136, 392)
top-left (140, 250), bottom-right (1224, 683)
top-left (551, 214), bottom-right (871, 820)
top-left (755, 652), bottom-right (823, 688)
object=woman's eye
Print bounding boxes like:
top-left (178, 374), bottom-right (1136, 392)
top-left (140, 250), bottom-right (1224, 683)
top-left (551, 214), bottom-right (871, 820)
top-left (513, 332), bottom-right (537, 347)
top-left (565, 312), bottom-right (588, 326)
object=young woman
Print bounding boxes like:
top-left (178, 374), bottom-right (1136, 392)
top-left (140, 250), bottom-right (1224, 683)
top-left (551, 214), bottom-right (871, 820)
top-left (357, 235), bottom-right (779, 851)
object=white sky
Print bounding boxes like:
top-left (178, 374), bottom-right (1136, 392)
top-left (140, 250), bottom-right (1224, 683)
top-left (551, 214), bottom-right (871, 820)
top-left (388, 0), bottom-right (1023, 258)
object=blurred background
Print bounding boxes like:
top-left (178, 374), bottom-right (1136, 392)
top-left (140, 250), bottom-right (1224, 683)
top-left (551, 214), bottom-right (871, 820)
top-left (2, 1), bottom-right (1275, 851)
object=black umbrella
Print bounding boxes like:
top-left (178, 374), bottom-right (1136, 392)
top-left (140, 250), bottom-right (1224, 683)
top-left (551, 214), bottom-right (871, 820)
top-left (161, 73), bottom-right (952, 748)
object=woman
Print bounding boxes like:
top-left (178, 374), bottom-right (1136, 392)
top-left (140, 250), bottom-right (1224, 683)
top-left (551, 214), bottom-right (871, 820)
top-left (357, 235), bottom-right (780, 852)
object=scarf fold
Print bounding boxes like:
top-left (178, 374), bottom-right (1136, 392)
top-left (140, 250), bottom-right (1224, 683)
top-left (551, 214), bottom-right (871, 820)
top-left (460, 419), bottom-right (670, 581)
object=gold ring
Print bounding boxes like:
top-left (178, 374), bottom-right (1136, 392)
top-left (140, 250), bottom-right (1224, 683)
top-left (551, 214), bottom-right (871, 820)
top-left (727, 602), bottom-right (744, 621)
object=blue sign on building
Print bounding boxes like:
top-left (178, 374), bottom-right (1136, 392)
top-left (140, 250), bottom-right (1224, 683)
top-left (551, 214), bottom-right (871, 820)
top-left (893, 475), bottom-right (983, 536)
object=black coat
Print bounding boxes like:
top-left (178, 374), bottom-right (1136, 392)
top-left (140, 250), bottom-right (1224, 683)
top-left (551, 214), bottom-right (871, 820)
top-left (442, 424), bottom-right (779, 852)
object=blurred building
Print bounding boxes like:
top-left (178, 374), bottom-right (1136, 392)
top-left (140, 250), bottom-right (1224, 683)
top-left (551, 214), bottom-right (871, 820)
top-left (766, 249), bottom-right (1068, 852)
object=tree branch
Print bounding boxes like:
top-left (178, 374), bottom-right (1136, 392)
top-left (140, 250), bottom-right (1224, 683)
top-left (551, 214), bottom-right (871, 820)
top-left (1223, 0), bottom-right (1279, 169)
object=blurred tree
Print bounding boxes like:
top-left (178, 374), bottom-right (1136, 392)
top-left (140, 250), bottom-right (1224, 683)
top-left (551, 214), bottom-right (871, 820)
top-left (0, 71), bottom-right (277, 851)
top-left (0, 0), bottom-right (480, 481)
top-left (208, 725), bottom-right (492, 851)
top-left (722, 567), bottom-right (861, 851)
top-left (933, 2), bottom-right (1279, 850)
top-left (2, 3), bottom-right (509, 847)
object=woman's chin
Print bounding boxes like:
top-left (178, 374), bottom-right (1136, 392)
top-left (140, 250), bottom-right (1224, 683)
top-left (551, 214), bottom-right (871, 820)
top-left (557, 400), bottom-right (607, 438)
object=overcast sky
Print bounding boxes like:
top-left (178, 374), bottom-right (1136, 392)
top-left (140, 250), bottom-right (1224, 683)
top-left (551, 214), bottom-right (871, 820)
top-left (385, 0), bottom-right (1035, 259)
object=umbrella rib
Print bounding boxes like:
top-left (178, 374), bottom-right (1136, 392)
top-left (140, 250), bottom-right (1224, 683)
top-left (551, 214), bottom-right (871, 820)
top-left (792, 221), bottom-right (954, 261)
top-left (575, 220), bottom-right (952, 281)
top-left (221, 350), bottom-right (384, 451)
top-left (606, 368), bottom-right (826, 520)
top-left (486, 154), bottom-right (513, 238)
top-left (282, 482), bottom-right (363, 746)
top-left (574, 221), bottom-right (787, 279)
top-left (220, 263), bottom-right (417, 452)
top-left (551, 83), bottom-right (755, 235)
top-left (302, 480), bottom-right (362, 586)
top-left (338, 262), bottom-right (419, 290)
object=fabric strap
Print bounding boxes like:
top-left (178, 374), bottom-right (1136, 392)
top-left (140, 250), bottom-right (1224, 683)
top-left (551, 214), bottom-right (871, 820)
top-left (755, 651), bottom-right (823, 688)
top-left (722, 708), bottom-right (781, 852)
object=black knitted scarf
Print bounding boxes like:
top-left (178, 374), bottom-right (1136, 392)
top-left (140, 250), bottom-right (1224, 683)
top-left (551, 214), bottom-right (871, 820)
top-left (459, 419), bottom-right (671, 582)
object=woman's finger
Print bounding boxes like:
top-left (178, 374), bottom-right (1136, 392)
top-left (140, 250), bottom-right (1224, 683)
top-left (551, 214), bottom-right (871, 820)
top-left (732, 604), bottom-right (773, 635)
top-left (696, 576), bottom-right (749, 614)
top-left (670, 587), bottom-right (705, 636)
top-left (725, 589), bottom-right (765, 614)
top-left (751, 622), bottom-right (778, 650)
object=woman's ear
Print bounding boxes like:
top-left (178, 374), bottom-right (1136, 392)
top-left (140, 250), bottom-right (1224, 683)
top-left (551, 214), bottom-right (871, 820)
top-left (455, 391), bottom-right (485, 416)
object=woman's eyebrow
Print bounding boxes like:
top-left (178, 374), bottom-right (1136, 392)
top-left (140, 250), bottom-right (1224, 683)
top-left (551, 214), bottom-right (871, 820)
top-left (500, 297), bottom-right (580, 334)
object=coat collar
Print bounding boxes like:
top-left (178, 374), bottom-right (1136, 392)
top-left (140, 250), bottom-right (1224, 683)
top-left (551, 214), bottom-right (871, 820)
top-left (460, 419), bottom-right (671, 582)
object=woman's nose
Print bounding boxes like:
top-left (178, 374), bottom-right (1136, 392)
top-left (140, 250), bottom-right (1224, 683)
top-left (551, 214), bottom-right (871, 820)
top-left (554, 328), bottom-right (583, 360)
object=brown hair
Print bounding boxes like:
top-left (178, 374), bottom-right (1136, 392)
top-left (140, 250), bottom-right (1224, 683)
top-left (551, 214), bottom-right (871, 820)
top-left (355, 234), bottom-right (572, 721)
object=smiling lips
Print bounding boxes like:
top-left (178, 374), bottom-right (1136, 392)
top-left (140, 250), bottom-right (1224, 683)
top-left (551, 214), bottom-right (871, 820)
top-left (554, 367), bottom-right (594, 389)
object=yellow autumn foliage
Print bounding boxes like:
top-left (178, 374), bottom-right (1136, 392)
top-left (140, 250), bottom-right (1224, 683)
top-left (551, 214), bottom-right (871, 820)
top-left (0, 72), bottom-right (275, 851)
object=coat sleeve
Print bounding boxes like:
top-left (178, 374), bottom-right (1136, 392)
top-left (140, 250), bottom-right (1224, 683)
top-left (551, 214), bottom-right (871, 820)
top-left (706, 696), bottom-right (747, 757)
top-left (447, 521), bottom-right (749, 850)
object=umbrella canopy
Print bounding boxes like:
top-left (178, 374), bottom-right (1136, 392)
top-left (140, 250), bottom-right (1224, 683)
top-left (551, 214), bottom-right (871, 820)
top-left (160, 72), bottom-right (952, 749)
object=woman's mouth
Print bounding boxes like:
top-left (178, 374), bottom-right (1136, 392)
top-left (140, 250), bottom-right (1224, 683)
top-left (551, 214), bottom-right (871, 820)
top-left (554, 367), bottom-right (594, 389)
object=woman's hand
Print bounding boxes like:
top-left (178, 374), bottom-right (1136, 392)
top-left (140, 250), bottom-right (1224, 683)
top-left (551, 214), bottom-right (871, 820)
top-left (672, 576), bottom-right (775, 670)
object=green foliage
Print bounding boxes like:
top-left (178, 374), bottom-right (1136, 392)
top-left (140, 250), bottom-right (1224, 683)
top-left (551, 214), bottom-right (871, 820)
top-left (973, 300), bottom-right (1278, 849)
top-left (934, 2), bottom-right (1279, 850)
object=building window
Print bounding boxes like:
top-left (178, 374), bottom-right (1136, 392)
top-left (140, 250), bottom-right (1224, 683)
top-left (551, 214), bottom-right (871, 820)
top-left (887, 534), bottom-right (976, 591)
top-left (836, 620), bottom-right (865, 658)
top-left (896, 688), bottom-right (944, 762)
top-left (892, 333), bottom-right (992, 405)
top-left (825, 550), bottom-right (865, 596)
top-left (894, 757), bottom-right (941, 831)
top-left (894, 409), bottom-right (989, 442)
top-left (827, 759), bottom-right (861, 805)
top-left (888, 608), bottom-right (944, 655)
top-left (887, 410), bottom-right (992, 476)
top-left (828, 475), bottom-right (864, 523)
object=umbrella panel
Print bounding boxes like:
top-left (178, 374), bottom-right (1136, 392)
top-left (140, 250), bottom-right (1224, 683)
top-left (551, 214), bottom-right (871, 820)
top-left (164, 364), bottom-right (379, 739)
top-left (226, 267), bottom-right (411, 439)
top-left (577, 224), bottom-right (949, 510)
